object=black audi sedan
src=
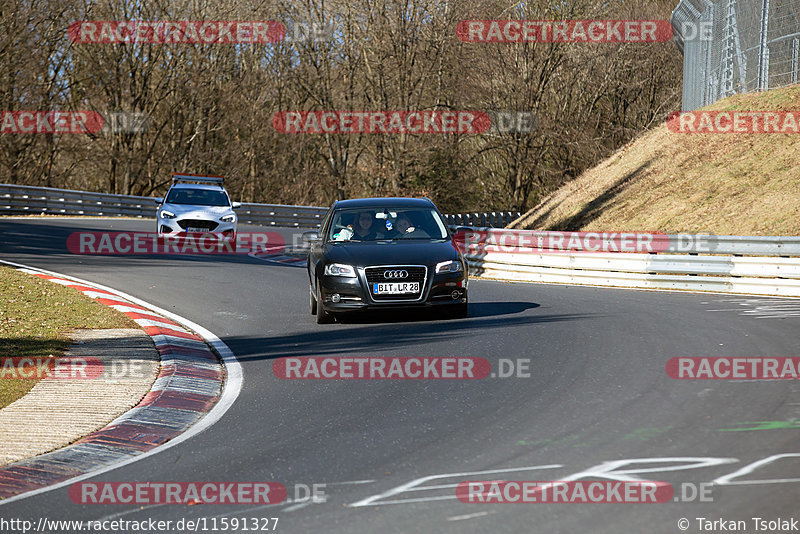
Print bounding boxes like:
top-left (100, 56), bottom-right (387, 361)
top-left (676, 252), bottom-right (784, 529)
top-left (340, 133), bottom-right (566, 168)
top-left (303, 197), bottom-right (468, 323)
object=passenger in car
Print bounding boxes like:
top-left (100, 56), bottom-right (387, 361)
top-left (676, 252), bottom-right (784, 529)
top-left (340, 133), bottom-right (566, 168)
top-left (385, 213), bottom-right (414, 239)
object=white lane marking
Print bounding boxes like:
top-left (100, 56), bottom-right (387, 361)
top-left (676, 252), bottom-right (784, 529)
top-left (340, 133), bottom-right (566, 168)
top-left (349, 464), bottom-right (563, 507)
top-left (0, 259), bottom-right (243, 506)
top-left (96, 504), bottom-right (168, 522)
top-left (282, 500), bottom-right (312, 512)
top-left (707, 298), bottom-right (800, 318)
top-left (447, 511), bottom-right (494, 521)
top-left (713, 454), bottom-right (800, 485)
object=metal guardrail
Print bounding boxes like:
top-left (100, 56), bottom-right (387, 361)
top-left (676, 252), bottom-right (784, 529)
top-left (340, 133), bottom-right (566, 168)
top-left (443, 212), bottom-right (520, 228)
top-left (461, 228), bottom-right (800, 297)
top-left (0, 183), bottom-right (518, 229)
top-left (235, 203), bottom-right (327, 228)
top-left (3, 185), bottom-right (800, 297)
top-left (0, 183), bottom-right (328, 228)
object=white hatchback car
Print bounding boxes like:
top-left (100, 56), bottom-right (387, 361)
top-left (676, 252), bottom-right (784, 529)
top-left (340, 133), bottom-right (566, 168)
top-left (155, 174), bottom-right (241, 238)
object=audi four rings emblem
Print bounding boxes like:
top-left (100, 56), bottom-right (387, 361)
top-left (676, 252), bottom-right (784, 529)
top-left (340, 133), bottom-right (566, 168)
top-left (384, 270), bottom-right (408, 279)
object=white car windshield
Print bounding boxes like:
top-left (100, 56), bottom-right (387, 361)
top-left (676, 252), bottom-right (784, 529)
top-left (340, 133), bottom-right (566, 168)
top-left (328, 208), bottom-right (448, 242)
top-left (166, 188), bottom-right (230, 207)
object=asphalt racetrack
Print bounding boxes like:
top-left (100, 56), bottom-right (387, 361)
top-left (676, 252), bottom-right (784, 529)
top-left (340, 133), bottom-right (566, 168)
top-left (2, 217), bottom-right (800, 533)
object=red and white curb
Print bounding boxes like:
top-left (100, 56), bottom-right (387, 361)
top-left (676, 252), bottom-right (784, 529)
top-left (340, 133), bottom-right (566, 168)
top-left (0, 260), bottom-right (242, 504)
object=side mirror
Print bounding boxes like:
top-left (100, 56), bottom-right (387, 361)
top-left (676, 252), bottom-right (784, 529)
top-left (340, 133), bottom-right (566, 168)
top-left (231, 201), bottom-right (242, 209)
top-left (455, 226), bottom-right (473, 234)
top-left (301, 230), bottom-right (321, 243)
top-left (154, 197), bottom-right (163, 205)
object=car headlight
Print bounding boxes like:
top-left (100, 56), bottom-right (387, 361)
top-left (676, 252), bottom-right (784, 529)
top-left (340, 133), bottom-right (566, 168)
top-left (220, 214), bottom-right (236, 223)
top-left (324, 263), bottom-right (357, 277)
top-left (435, 260), bottom-right (463, 274)
top-left (160, 210), bottom-right (176, 219)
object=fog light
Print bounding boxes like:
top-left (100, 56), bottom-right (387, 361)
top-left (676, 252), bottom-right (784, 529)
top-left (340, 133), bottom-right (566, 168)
top-left (331, 293), bottom-right (341, 303)
top-left (451, 290), bottom-right (460, 300)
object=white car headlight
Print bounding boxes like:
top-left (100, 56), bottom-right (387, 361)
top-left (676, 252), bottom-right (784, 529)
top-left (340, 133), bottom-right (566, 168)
top-left (160, 210), bottom-right (176, 219)
top-left (324, 263), bottom-right (356, 277)
top-left (220, 214), bottom-right (236, 223)
top-left (435, 260), bottom-right (462, 274)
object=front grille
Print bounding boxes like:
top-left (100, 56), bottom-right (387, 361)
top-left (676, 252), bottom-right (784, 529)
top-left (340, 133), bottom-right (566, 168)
top-left (177, 219), bottom-right (218, 231)
top-left (365, 266), bottom-right (426, 301)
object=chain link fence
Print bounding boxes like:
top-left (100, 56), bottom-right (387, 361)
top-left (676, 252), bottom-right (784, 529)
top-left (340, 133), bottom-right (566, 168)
top-left (672, 0), bottom-right (800, 110)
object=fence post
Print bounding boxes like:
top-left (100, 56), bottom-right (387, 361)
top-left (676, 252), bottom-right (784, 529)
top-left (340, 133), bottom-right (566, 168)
top-left (757, 0), bottom-right (771, 91)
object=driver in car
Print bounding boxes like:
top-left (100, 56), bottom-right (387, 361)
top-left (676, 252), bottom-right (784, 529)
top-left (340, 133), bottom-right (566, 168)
top-left (350, 211), bottom-right (378, 241)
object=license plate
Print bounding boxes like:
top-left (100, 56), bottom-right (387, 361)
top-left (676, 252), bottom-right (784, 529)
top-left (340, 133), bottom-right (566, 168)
top-left (373, 282), bottom-right (419, 295)
top-left (185, 227), bottom-right (210, 233)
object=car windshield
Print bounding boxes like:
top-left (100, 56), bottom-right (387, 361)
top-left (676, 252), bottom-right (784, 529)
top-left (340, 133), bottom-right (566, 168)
top-left (165, 188), bottom-right (230, 207)
top-left (328, 208), bottom-right (448, 242)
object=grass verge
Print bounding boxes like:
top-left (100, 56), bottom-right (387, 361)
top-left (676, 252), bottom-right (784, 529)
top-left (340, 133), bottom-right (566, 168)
top-left (512, 85), bottom-right (800, 234)
top-left (0, 266), bottom-right (136, 408)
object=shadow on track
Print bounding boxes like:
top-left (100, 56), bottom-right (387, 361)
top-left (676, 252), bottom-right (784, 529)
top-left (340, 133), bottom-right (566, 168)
top-left (226, 308), bottom-right (593, 362)
top-left (333, 301), bottom-right (540, 324)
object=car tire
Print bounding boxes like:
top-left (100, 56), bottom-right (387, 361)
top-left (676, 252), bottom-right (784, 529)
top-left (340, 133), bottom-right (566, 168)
top-left (309, 286), bottom-right (317, 315)
top-left (315, 280), bottom-right (335, 324)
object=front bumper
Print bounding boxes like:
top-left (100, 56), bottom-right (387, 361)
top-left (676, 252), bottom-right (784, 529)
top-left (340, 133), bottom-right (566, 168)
top-left (318, 269), bottom-right (467, 313)
top-left (157, 217), bottom-right (236, 237)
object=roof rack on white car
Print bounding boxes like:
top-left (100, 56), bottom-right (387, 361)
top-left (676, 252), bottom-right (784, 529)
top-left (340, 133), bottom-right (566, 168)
top-left (171, 173), bottom-right (224, 185)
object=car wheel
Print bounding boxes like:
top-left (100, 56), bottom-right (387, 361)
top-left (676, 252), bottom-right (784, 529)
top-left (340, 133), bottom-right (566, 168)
top-left (309, 286), bottom-right (317, 315)
top-left (315, 280), bottom-right (334, 324)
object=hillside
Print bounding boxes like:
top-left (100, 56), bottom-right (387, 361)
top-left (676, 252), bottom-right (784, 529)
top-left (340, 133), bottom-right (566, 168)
top-left (510, 85), bottom-right (800, 235)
